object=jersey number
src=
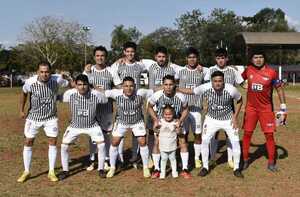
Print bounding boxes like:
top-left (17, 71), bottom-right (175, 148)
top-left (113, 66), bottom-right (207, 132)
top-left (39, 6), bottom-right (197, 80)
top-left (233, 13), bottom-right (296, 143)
top-left (251, 83), bottom-right (263, 91)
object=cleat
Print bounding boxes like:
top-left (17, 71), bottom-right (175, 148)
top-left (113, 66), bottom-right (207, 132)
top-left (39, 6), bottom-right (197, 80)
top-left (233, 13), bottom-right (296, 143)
top-left (195, 159), bottom-right (202, 169)
top-left (58, 171), bottom-right (69, 181)
top-left (48, 170), bottom-right (59, 182)
top-left (118, 161), bottom-right (126, 170)
top-left (180, 169), bottom-right (192, 179)
top-left (148, 157), bottom-right (154, 169)
top-left (86, 162), bottom-right (95, 171)
top-left (243, 160), bottom-right (249, 170)
top-left (198, 168), bottom-right (209, 177)
top-left (106, 167), bottom-right (116, 178)
top-left (151, 169), bottom-right (160, 179)
top-left (172, 171), bottom-right (179, 178)
top-left (233, 169), bottom-right (244, 178)
top-left (17, 171), bottom-right (30, 183)
top-left (228, 160), bottom-right (234, 169)
top-left (104, 161), bottom-right (110, 171)
top-left (98, 170), bottom-right (106, 178)
top-left (267, 163), bottom-right (278, 172)
top-left (143, 168), bottom-right (151, 178)
top-left (209, 160), bottom-right (217, 168)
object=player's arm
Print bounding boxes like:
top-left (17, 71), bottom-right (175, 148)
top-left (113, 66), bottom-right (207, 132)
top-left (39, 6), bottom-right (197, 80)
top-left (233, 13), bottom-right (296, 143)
top-left (20, 92), bottom-right (28, 119)
top-left (176, 87), bottom-right (194, 95)
top-left (231, 87), bottom-right (243, 129)
top-left (177, 104), bottom-right (189, 128)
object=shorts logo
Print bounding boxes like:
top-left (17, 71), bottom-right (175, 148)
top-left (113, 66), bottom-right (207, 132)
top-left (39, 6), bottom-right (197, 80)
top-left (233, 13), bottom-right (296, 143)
top-left (52, 127), bottom-right (58, 132)
top-left (138, 126), bottom-right (144, 130)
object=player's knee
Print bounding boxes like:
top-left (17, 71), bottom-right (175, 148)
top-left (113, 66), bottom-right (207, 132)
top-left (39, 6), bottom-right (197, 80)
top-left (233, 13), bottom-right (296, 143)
top-left (48, 137), bottom-right (57, 145)
top-left (25, 138), bottom-right (34, 146)
top-left (194, 134), bottom-right (202, 144)
top-left (264, 132), bottom-right (274, 140)
top-left (138, 137), bottom-right (146, 146)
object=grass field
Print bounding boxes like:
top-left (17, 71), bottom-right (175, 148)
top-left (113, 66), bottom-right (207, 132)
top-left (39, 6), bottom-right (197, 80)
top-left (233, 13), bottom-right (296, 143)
top-left (1, 86), bottom-right (300, 197)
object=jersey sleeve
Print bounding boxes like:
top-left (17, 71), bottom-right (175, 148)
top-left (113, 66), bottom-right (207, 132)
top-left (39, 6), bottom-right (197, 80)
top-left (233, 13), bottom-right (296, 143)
top-left (107, 67), bottom-right (122, 86)
top-left (148, 91), bottom-right (161, 105)
top-left (105, 89), bottom-right (122, 100)
top-left (193, 83), bottom-right (208, 96)
top-left (22, 80), bottom-right (31, 93)
top-left (234, 69), bottom-right (244, 85)
top-left (241, 67), bottom-right (248, 80)
top-left (204, 69), bottom-right (211, 82)
top-left (141, 59), bottom-right (156, 71)
top-left (228, 85), bottom-right (242, 101)
top-left (94, 90), bottom-right (108, 104)
top-left (54, 75), bottom-right (69, 87)
top-left (170, 63), bottom-right (184, 76)
top-left (137, 89), bottom-right (154, 99)
top-left (177, 93), bottom-right (188, 107)
top-left (63, 89), bottom-right (74, 102)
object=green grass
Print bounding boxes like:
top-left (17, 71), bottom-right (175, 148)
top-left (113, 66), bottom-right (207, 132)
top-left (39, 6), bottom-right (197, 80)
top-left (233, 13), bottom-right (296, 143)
top-left (0, 86), bottom-right (300, 197)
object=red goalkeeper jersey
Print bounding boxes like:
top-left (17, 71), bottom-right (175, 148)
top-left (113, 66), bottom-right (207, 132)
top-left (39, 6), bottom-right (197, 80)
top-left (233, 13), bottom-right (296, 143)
top-left (242, 64), bottom-right (282, 112)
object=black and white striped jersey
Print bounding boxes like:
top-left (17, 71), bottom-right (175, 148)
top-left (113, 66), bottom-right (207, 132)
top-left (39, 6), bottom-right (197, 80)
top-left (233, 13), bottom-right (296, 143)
top-left (204, 65), bottom-right (244, 86)
top-left (83, 65), bottom-right (122, 116)
top-left (193, 83), bottom-right (241, 120)
top-left (141, 59), bottom-right (183, 89)
top-left (176, 66), bottom-right (206, 112)
top-left (105, 89), bottom-right (153, 125)
top-left (23, 75), bottom-right (69, 122)
top-left (111, 62), bottom-right (145, 89)
top-left (148, 90), bottom-right (187, 119)
top-left (63, 89), bottom-right (108, 128)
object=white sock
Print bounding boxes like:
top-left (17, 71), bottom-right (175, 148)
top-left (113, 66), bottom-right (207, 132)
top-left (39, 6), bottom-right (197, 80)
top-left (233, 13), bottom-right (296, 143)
top-left (201, 140), bottom-right (210, 170)
top-left (160, 152), bottom-right (168, 178)
top-left (140, 146), bottom-right (149, 169)
top-left (226, 139), bottom-right (233, 162)
top-left (132, 136), bottom-right (139, 159)
top-left (61, 144), bottom-right (69, 171)
top-left (152, 153), bottom-right (160, 170)
top-left (48, 145), bottom-right (57, 171)
top-left (109, 145), bottom-right (118, 168)
top-left (23, 146), bottom-right (32, 172)
top-left (97, 143), bottom-right (105, 171)
top-left (194, 143), bottom-right (201, 160)
top-left (147, 134), bottom-right (154, 155)
top-left (180, 152), bottom-right (189, 170)
top-left (169, 151), bottom-right (178, 177)
top-left (118, 138), bottom-right (124, 163)
top-left (89, 138), bottom-right (97, 161)
top-left (210, 138), bottom-right (218, 160)
top-left (104, 132), bottom-right (111, 160)
top-left (231, 141), bottom-right (241, 170)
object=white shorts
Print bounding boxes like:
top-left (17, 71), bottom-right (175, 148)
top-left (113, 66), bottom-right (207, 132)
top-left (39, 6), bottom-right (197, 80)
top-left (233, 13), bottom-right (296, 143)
top-left (112, 121), bottom-right (146, 137)
top-left (62, 126), bottom-right (104, 144)
top-left (24, 118), bottom-right (58, 138)
top-left (202, 116), bottom-right (239, 142)
top-left (97, 113), bottom-right (113, 131)
top-left (183, 112), bottom-right (202, 134)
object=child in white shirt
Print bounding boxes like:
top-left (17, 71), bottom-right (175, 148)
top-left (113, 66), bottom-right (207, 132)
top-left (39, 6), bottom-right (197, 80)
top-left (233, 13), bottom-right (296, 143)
top-left (158, 104), bottom-right (181, 179)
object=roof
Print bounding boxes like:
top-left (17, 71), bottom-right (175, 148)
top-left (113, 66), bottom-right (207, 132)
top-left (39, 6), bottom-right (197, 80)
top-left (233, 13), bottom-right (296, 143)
top-left (237, 32), bottom-right (300, 49)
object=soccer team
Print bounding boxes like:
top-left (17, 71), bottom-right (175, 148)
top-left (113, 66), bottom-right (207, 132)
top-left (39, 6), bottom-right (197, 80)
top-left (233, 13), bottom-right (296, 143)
top-left (17, 41), bottom-right (287, 182)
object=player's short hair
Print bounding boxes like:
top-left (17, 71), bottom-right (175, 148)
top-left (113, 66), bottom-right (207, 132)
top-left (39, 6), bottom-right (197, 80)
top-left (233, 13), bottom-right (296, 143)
top-left (249, 49), bottom-right (266, 59)
top-left (162, 75), bottom-right (175, 83)
top-left (122, 76), bottom-right (135, 84)
top-left (123, 41), bottom-right (137, 51)
top-left (37, 61), bottom-right (51, 70)
top-left (215, 48), bottom-right (228, 57)
top-left (211, 70), bottom-right (224, 80)
top-left (186, 47), bottom-right (199, 57)
top-left (93, 46), bottom-right (108, 56)
top-left (163, 104), bottom-right (175, 114)
top-left (155, 46), bottom-right (168, 55)
top-left (75, 74), bottom-right (89, 84)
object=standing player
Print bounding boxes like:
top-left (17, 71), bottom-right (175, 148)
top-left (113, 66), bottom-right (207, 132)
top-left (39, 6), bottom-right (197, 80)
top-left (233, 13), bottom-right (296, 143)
top-left (18, 62), bottom-right (69, 183)
top-left (176, 47), bottom-right (207, 169)
top-left (178, 71), bottom-right (244, 178)
top-left (148, 75), bottom-right (191, 179)
top-left (111, 42), bottom-right (146, 165)
top-left (83, 46), bottom-right (122, 171)
top-left (59, 74), bottom-right (108, 179)
top-left (204, 48), bottom-right (245, 168)
top-left (241, 50), bottom-right (286, 172)
top-left (105, 77), bottom-right (153, 178)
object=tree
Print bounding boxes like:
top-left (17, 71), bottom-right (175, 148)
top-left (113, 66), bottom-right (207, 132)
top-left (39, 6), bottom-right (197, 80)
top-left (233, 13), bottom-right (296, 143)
top-left (110, 25), bottom-right (142, 58)
top-left (19, 16), bottom-right (91, 71)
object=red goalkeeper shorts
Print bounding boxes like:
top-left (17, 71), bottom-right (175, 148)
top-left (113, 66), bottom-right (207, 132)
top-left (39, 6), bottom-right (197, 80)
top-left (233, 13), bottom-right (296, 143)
top-left (242, 110), bottom-right (276, 133)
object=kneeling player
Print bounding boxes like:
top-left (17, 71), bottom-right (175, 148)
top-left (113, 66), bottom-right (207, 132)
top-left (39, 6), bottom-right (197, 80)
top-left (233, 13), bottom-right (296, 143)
top-left (59, 74), bottom-right (108, 179)
top-left (105, 77), bottom-right (153, 178)
top-left (179, 71), bottom-right (244, 178)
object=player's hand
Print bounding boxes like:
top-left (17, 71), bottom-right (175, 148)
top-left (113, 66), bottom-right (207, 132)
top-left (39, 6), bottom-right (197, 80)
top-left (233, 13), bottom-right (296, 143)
top-left (231, 117), bottom-right (239, 130)
top-left (116, 57), bottom-right (126, 64)
top-left (175, 120), bottom-right (183, 128)
top-left (153, 119), bottom-right (161, 130)
top-left (84, 64), bottom-right (92, 73)
top-left (20, 111), bottom-right (26, 119)
top-left (94, 85), bottom-right (104, 92)
top-left (196, 64), bottom-right (203, 72)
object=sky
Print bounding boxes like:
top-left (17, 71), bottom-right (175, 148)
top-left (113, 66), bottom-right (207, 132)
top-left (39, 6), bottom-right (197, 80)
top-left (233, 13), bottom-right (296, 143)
top-left (0, 0), bottom-right (299, 48)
